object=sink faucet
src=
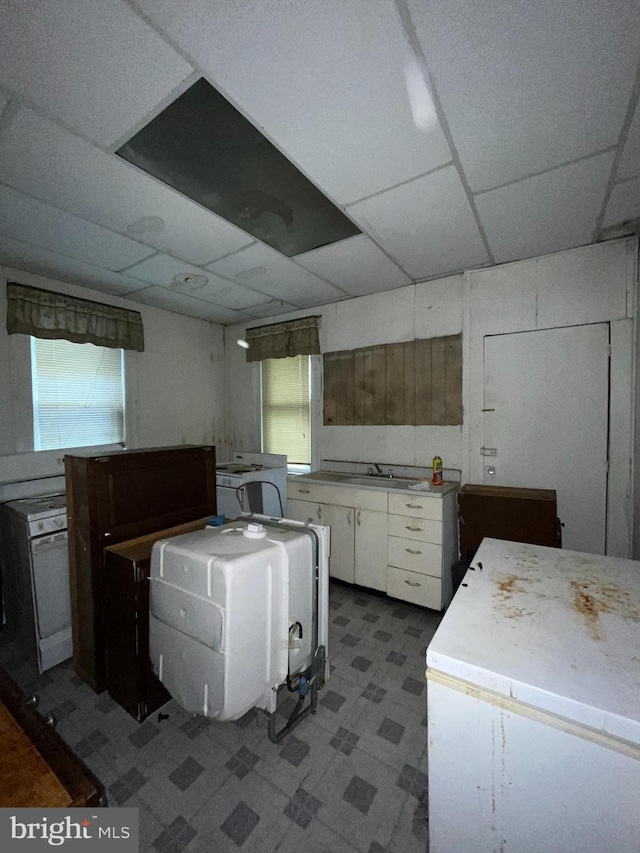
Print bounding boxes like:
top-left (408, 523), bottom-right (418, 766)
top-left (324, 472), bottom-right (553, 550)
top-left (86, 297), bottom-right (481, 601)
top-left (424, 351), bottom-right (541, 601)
top-left (374, 463), bottom-right (383, 475)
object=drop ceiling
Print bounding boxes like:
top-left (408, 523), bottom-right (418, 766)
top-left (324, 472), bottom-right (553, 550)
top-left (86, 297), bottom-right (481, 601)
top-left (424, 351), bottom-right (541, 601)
top-left (0, 0), bottom-right (638, 326)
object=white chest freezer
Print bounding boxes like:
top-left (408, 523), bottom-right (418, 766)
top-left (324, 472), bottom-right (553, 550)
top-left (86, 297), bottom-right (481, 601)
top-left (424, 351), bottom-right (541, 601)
top-left (427, 538), bottom-right (640, 853)
top-left (149, 517), bottom-right (329, 726)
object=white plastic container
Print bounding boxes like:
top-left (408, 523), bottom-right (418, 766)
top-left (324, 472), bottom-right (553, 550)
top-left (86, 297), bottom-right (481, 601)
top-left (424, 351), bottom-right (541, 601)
top-left (149, 517), bottom-right (329, 721)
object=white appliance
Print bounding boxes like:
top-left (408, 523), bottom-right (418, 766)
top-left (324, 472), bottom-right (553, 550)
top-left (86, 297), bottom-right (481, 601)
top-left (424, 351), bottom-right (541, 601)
top-left (0, 494), bottom-right (72, 672)
top-left (148, 515), bottom-right (329, 741)
top-left (216, 451), bottom-right (288, 519)
top-left (427, 538), bottom-right (640, 853)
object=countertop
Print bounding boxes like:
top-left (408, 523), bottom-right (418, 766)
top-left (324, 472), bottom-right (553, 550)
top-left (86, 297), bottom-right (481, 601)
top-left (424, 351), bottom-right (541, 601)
top-left (289, 470), bottom-right (458, 497)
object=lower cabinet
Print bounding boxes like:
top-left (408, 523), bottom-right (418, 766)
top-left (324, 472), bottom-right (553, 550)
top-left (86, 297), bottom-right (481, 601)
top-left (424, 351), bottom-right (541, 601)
top-left (322, 503), bottom-right (355, 583)
top-left (355, 509), bottom-right (387, 591)
top-left (386, 490), bottom-right (458, 609)
top-left (288, 479), bottom-right (458, 608)
top-left (288, 483), bottom-right (388, 589)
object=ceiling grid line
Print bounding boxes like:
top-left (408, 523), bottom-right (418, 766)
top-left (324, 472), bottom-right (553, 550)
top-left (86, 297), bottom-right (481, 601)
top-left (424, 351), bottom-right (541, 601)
top-left (473, 146), bottom-right (620, 198)
top-left (346, 161), bottom-right (454, 208)
top-left (105, 70), bottom-right (202, 154)
top-left (593, 56), bottom-right (640, 240)
top-left (121, 0), bottom-right (423, 284)
top-left (1, 0), bottom-right (639, 323)
top-left (394, 0), bottom-right (496, 266)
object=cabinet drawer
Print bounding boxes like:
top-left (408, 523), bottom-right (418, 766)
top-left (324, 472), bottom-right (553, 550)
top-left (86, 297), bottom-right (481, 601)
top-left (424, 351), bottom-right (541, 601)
top-left (287, 482), bottom-right (386, 511)
top-left (287, 482), bottom-right (330, 503)
top-left (387, 567), bottom-right (442, 609)
top-left (388, 536), bottom-right (442, 576)
top-left (388, 514), bottom-right (442, 545)
top-left (388, 492), bottom-right (442, 521)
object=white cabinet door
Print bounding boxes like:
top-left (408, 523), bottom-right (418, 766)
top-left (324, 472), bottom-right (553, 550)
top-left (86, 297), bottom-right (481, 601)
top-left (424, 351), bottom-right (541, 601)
top-left (323, 503), bottom-right (355, 583)
top-left (287, 499), bottom-right (323, 526)
top-left (483, 323), bottom-right (609, 554)
top-left (355, 508), bottom-right (387, 591)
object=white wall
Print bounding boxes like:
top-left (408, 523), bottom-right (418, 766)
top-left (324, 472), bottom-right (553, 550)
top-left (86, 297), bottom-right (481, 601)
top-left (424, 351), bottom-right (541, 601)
top-left (224, 274), bottom-right (464, 476)
top-left (225, 238), bottom-right (638, 556)
top-left (465, 238), bottom-right (636, 557)
top-left (0, 266), bottom-right (226, 501)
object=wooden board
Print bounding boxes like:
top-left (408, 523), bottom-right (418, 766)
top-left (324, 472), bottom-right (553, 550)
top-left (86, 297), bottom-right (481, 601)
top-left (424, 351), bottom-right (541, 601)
top-left (323, 334), bottom-right (462, 426)
top-left (0, 665), bottom-right (104, 807)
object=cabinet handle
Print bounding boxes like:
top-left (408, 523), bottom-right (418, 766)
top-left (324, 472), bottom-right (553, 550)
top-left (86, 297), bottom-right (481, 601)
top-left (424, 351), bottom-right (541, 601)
top-left (298, 488), bottom-right (311, 494)
top-left (406, 526), bottom-right (422, 531)
top-left (405, 548), bottom-right (422, 555)
top-left (356, 510), bottom-right (361, 527)
top-left (404, 580), bottom-right (421, 587)
top-left (347, 510), bottom-right (352, 526)
top-left (317, 506), bottom-right (323, 521)
top-left (405, 503), bottom-right (423, 509)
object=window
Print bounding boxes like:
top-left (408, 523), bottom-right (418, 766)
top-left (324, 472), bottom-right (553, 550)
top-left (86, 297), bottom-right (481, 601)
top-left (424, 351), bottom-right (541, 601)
top-left (261, 355), bottom-right (311, 469)
top-left (31, 337), bottom-right (125, 451)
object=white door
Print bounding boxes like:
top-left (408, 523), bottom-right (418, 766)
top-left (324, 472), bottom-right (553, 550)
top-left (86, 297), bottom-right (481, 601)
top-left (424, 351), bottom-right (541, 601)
top-left (483, 324), bottom-right (609, 554)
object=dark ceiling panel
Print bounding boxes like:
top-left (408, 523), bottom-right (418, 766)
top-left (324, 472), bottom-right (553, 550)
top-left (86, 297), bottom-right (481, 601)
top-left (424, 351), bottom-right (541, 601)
top-left (117, 78), bottom-right (360, 257)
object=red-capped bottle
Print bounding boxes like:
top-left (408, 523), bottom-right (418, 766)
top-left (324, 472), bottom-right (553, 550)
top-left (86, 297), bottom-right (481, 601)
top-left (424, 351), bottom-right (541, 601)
top-left (432, 456), bottom-right (443, 486)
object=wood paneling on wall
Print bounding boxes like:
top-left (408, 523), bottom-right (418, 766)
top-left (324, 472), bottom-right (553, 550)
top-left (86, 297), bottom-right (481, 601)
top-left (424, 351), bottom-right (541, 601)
top-left (323, 334), bottom-right (462, 426)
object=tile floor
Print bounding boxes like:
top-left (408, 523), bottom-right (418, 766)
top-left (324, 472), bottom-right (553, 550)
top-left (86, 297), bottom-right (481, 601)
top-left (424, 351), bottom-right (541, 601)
top-left (0, 582), bottom-right (441, 852)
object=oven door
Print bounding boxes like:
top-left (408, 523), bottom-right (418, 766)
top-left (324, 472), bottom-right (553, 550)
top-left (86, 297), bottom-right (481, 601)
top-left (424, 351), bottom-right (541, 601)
top-left (216, 485), bottom-right (244, 520)
top-left (31, 531), bottom-right (71, 639)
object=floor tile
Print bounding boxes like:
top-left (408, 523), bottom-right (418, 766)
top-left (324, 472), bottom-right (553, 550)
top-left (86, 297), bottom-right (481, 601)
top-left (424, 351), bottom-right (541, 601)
top-left (0, 579), bottom-right (441, 852)
top-left (309, 749), bottom-right (409, 852)
top-left (352, 696), bottom-right (428, 771)
top-left (283, 785), bottom-right (322, 828)
top-left (388, 788), bottom-right (429, 852)
top-left (277, 819), bottom-right (361, 852)
top-left (190, 768), bottom-right (290, 852)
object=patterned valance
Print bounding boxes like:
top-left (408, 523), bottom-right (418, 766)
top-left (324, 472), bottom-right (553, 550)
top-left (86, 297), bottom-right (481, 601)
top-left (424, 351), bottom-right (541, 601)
top-left (244, 316), bottom-right (320, 362)
top-left (6, 282), bottom-right (144, 352)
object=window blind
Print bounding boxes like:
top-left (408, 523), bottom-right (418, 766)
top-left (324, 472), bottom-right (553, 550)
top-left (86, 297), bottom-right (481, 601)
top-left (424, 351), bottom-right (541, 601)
top-left (261, 355), bottom-right (310, 465)
top-left (32, 337), bottom-right (125, 451)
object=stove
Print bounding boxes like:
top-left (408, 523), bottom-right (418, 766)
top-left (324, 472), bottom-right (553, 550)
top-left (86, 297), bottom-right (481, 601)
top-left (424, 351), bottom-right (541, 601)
top-left (216, 452), bottom-right (288, 518)
top-left (0, 493), bottom-right (71, 672)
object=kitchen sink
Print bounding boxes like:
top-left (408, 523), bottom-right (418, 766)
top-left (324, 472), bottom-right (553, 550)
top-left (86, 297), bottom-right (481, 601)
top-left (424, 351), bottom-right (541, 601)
top-left (346, 476), bottom-right (417, 489)
top-left (299, 471), bottom-right (347, 482)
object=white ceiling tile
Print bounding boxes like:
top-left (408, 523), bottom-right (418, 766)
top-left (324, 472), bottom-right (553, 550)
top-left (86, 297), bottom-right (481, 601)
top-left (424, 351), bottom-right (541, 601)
top-left (207, 244), bottom-right (346, 307)
top-left (131, 0), bottom-right (452, 204)
top-left (129, 285), bottom-right (250, 324)
top-left (348, 167), bottom-right (490, 280)
top-left (0, 185), bottom-right (153, 270)
top-left (603, 178), bottom-right (640, 229)
top-left (617, 99), bottom-right (640, 180)
top-left (0, 108), bottom-right (253, 264)
top-left (0, 0), bottom-right (194, 146)
top-left (475, 152), bottom-right (615, 264)
top-left (124, 252), bottom-right (269, 310)
top-left (0, 233), bottom-right (150, 298)
top-left (243, 300), bottom-right (298, 319)
top-left (407, 0), bottom-right (640, 191)
top-left (296, 235), bottom-right (411, 296)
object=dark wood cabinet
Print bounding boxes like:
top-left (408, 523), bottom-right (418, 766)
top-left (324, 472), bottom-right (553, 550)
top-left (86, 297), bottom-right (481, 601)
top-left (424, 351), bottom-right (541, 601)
top-left (65, 445), bottom-right (216, 693)
top-left (103, 517), bottom-right (211, 721)
top-left (0, 665), bottom-right (104, 807)
top-left (458, 483), bottom-right (561, 561)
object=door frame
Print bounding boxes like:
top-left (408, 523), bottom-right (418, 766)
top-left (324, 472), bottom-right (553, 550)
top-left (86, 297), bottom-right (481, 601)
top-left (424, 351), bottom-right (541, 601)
top-left (463, 273), bottom-right (635, 559)
top-left (481, 322), bottom-right (611, 554)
